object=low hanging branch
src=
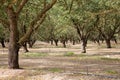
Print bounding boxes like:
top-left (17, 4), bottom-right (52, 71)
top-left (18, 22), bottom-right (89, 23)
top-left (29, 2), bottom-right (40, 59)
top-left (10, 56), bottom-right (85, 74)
top-left (18, 0), bottom-right (57, 45)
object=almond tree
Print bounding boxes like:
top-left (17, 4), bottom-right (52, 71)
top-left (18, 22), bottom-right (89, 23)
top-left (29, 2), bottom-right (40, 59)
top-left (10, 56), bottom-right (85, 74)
top-left (95, 14), bottom-right (120, 48)
top-left (0, 0), bottom-right (57, 69)
top-left (93, 0), bottom-right (120, 48)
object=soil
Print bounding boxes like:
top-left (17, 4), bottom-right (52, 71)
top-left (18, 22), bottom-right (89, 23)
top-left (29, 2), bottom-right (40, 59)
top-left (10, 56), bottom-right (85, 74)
top-left (0, 41), bottom-right (120, 80)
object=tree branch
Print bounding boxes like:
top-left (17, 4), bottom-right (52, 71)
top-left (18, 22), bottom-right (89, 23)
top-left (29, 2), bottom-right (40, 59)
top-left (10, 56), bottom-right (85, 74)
top-left (18, 0), bottom-right (57, 45)
top-left (16, 0), bottom-right (28, 15)
top-left (69, 0), bottom-right (74, 13)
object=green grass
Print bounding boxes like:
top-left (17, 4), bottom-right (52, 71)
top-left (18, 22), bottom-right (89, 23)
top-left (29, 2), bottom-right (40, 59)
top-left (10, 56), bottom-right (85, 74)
top-left (77, 55), bottom-right (101, 60)
top-left (100, 57), bottom-right (120, 61)
top-left (64, 52), bottom-right (74, 56)
top-left (48, 68), bottom-right (63, 73)
top-left (106, 70), bottom-right (118, 74)
top-left (21, 52), bottom-right (48, 58)
top-left (78, 54), bottom-right (87, 57)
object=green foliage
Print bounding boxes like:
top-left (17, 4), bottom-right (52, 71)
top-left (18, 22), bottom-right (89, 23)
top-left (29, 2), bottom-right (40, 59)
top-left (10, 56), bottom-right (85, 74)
top-left (0, 24), bottom-right (8, 41)
top-left (37, 2), bottom-right (78, 42)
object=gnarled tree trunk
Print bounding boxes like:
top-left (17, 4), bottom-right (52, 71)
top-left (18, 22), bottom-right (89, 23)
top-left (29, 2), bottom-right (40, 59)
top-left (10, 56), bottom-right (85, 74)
top-left (7, 6), bottom-right (20, 69)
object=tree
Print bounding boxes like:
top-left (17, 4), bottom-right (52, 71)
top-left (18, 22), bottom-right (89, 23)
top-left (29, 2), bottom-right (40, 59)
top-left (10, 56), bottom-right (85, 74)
top-left (0, 0), bottom-right (57, 69)
top-left (92, 0), bottom-right (120, 48)
top-left (95, 14), bottom-right (120, 48)
top-left (68, 0), bottom-right (120, 51)
top-left (69, 0), bottom-right (97, 53)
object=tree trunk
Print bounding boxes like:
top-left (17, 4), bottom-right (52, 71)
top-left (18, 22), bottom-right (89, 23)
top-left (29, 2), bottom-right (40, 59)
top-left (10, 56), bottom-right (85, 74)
top-left (63, 41), bottom-right (66, 48)
top-left (7, 6), bottom-right (20, 69)
top-left (81, 39), bottom-right (87, 53)
top-left (0, 38), bottom-right (5, 48)
top-left (50, 40), bottom-right (53, 45)
top-left (28, 39), bottom-right (36, 48)
top-left (73, 40), bottom-right (75, 45)
top-left (96, 40), bottom-right (100, 45)
top-left (54, 39), bottom-right (58, 46)
top-left (114, 39), bottom-right (117, 44)
top-left (28, 41), bottom-right (32, 48)
top-left (23, 42), bottom-right (29, 52)
top-left (105, 39), bottom-right (111, 48)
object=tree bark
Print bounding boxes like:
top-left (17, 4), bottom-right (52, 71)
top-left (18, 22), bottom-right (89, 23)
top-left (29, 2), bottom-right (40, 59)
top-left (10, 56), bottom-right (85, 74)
top-left (54, 39), bottom-right (58, 46)
top-left (81, 39), bottom-right (87, 53)
top-left (73, 40), bottom-right (75, 45)
top-left (50, 40), bottom-right (54, 45)
top-left (63, 41), bottom-right (66, 48)
top-left (7, 6), bottom-right (20, 69)
top-left (22, 42), bottom-right (29, 52)
top-left (0, 38), bottom-right (5, 48)
top-left (105, 39), bottom-right (111, 48)
top-left (18, 0), bottom-right (57, 44)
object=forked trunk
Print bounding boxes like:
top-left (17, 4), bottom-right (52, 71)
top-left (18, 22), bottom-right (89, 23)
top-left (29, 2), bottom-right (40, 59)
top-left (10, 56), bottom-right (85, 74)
top-left (7, 6), bottom-right (20, 69)
top-left (105, 39), bottom-right (111, 48)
